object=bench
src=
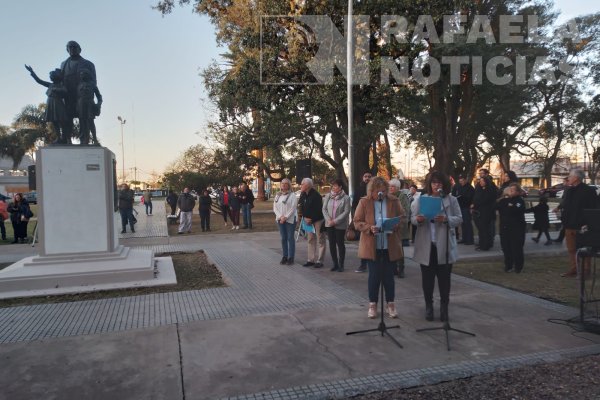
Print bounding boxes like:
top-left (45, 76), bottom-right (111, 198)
top-left (524, 210), bottom-right (561, 229)
top-left (167, 210), bottom-right (180, 225)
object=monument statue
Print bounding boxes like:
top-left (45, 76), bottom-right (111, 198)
top-left (26, 41), bottom-right (102, 145)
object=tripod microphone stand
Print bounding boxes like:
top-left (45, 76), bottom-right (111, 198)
top-left (416, 191), bottom-right (475, 351)
top-left (347, 194), bottom-right (403, 349)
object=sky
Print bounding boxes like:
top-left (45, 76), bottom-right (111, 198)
top-left (0, 0), bottom-right (597, 182)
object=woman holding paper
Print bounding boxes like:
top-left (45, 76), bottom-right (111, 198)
top-left (411, 171), bottom-right (462, 322)
top-left (354, 176), bottom-right (405, 319)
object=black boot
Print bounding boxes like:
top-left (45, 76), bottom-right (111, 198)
top-left (440, 303), bottom-right (449, 322)
top-left (425, 302), bottom-right (434, 321)
top-left (397, 263), bottom-right (405, 278)
top-left (330, 264), bottom-right (339, 272)
top-left (121, 226), bottom-right (126, 234)
top-left (338, 260), bottom-right (344, 272)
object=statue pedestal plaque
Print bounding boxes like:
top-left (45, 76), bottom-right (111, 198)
top-left (0, 146), bottom-right (176, 299)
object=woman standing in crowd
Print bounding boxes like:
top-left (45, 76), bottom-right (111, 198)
top-left (527, 196), bottom-right (552, 245)
top-left (499, 170), bottom-right (519, 196)
top-left (322, 179), bottom-right (351, 272)
top-left (198, 189), bottom-right (213, 232)
top-left (273, 178), bottom-right (298, 265)
top-left (8, 193), bottom-right (32, 244)
top-left (228, 186), bottom-right (242, 230)
top-left (411, 171), bottom-right (462, 322)
top-left (218, 185), bottom-right (230, 226)
top-left (388, 178), bottom-right (410, 277)
top-left (471, 176), bottom-right (496, 251)
top-left (497, 183), bottom-right (527, 273)
top-left (354, 176), bottom-right (404, 319)
top-left (408, 184), bottom-right (419, 242)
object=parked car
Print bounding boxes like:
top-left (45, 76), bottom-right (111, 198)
top-left (23, 191), bottom-right (37, 204)
top-left (539, 183), bottom-right (566, 198)
top-left (556, 184), bottom-right (600, 199)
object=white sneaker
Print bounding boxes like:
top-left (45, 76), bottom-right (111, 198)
top-left (368, 302), bottom-right (377, 319)
top-left (224, 222), bottom-right (227, 226)
top-left (236, 226), bottom-right (240, 230)
top-left (386, 303), bottom-right (398, 318)
top-left (231, 226), bottom-right (236, 230)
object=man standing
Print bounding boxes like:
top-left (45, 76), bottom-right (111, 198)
top-left (300, 178), bottom-right (326, 268)
top-left (560, 169), bottom-right (599, 277)
top-left (118, 184), bottom-right (135, 234)
top-left (177, 187), bottom-right (196, 234)
top-left (476, 168), bottom-right (498, 247)
top-left (452, 175), bottom-right (475, 245)
top-left (143, 189), bottom-right (153, 216)
top-left (240, 183), bottom-right (255, 229)
top-left (352, 171), bottom-right (372, 272)
top-left (60, 41), bottom-right (97, 144)
top-left (166, 190), bottom-right (178, 216)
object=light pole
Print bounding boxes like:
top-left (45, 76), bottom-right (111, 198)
top-left (347, 0), bottom-right (355, 204)
top-left (117, 116), bottom-right (126, 183)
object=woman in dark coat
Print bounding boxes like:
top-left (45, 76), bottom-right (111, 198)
top-left (471, 176), bottom-right (497, 251)
top-left (8, 193), bottom-right (32, 244)
top-left (526, 196), bottom-right (551, 245)
top-left (198, 189), bottom-right (213, 232)
top-left (497, 183), bottom-right (526, 273)
top-left (228, 186), bottom-right (242, 230)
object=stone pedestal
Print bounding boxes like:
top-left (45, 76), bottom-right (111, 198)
top-left (0, 146), bottom-right (176, 299)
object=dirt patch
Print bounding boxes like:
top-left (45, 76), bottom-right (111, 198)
top-left (347, 354), bottom-right (600, 399)
top-left (0, 251), bottom-right (225, 308)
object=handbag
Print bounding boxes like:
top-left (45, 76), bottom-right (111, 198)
top-left (345, 222), bottom-right (359, 241)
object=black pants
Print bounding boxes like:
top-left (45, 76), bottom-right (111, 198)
top-left (535, 228), bottom-right (551, 241)
top-left (500, 226), bottom-right (525, 272)
top-left (168, 203), bottom-right (177, 215)
top-left (221, 205), bottom-right (229, 222)
top-left (11, 221), bottom-right (28, 241)
top-left (200, 210), bottom-right (211, 230)
top-left (326, 227), bottom-right (346, 268)
top-left (420, 244), bottom-right (452, 306)
top-left (555, 227), bottom-right (565, 242)
top-left (475, 213), bottom-right (493, 250)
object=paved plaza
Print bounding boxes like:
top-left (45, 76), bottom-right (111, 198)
top-left (0, 202), bottom-right (599, 400)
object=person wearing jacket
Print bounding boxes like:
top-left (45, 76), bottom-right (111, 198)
top-left (412, 171), bottom-right (462, 322)
top-left (8, 193), bottom-right (33, 244)
top-left (240, 183), bottom-right (255, 229)
top-left (177, 187), bottom-right (196, 234)
top-left (118, 184), bottom-right (135, 234)
top-left (143, 190), bottom-right (153, 216)
top-left (166, 191), bottom-right (178, 216)
top-left (0, 197), bottom-right (8, 241)
top-left (354, 176), bottom-right (404, 319)
top-left (322, 179), bottom-right (351, 272)
top-left (452, 175), bottom-right (475, 245)
top-left (228, 186), bottom-right (242, 230)
top-left (471, 176), bottom-right (496, 251)
top-left (497, 183), bottom-right (527, 273)
top-left (560, 168), bottom-right (599, 277)
top-left (198, 189), bottom-right (213, 232)
top-left (217, 185), bottom-right (230, 226)
top-left (300, 178), bottom-right (326, 268)
top-left (352, 172), bottom-right (372, 272)
top-left (526, 195), bottom-right (551, 245)
top-left (388, 178), bottom-right (409, 278)
top-left (273, 178), bottom-right (298, 265)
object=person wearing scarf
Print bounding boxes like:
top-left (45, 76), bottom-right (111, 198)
top-left (273, 178), bottom-right (298, 265)
top-left (322, 179), bottom-right (351, 272)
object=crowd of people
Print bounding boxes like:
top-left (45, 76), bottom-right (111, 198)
top-left (0, 193), bottom-right (34, 244)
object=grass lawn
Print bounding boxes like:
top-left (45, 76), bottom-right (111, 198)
top-left (0, 251), bottom-right (225, 308)
top-left (453, 255), bottom-right (581, 308)
top-left (0, 204), bottom-right (39, 245)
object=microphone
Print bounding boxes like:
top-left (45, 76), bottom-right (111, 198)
top-left (377, 191), bottom-right (384, 201)
top-left (437, 188), bottom-right (445, 197)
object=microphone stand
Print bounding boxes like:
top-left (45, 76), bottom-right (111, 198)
top-left (347, 194), bottom-right (403, 348)
top-left (416, 192), bottom-right (475, 351)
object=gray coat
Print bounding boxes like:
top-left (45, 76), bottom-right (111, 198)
top-left (322, 191), bottom-right (351, 229)
top-left (411, 195), bottom-right (462, 266)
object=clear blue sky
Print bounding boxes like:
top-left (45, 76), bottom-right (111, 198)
top-left (0, 0), bottom-right (596, 182)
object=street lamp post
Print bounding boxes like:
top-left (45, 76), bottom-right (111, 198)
top-left (117, 116), bottom-right (126, 182)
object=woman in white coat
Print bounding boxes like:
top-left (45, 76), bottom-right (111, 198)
top-left (411, 171), bottom-right (462, 322)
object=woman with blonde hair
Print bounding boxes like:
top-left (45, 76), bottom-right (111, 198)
top-left (273, 178), bottom-right (298, 265)
top-left (354, 176), bottom-right (405, 319)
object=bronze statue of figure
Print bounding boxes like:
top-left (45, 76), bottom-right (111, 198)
top-left (26, 41), bottom-right (101, 145)
top-left (24, 66), bottom-right (69, 142)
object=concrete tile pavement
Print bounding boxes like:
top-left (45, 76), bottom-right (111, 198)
top-left (0, 206), bottom-right (598, 399)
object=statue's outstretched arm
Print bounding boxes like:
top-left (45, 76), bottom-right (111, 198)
top-left (24, 64), bottom-right (49, 88)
